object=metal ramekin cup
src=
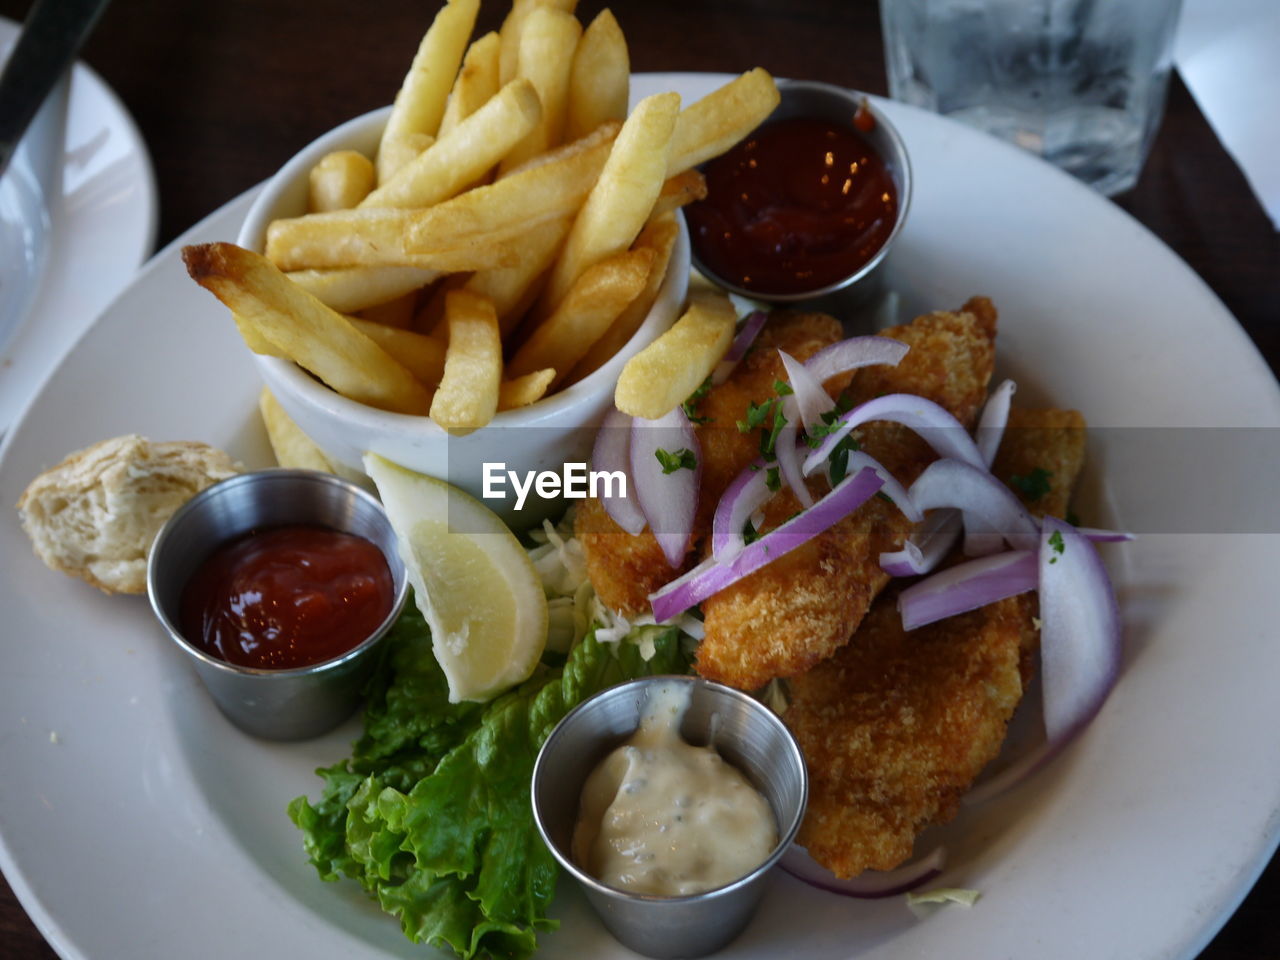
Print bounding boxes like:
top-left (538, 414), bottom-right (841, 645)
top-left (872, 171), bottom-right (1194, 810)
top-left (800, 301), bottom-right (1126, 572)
top-left (531, 676), bottom-right (808, 959)
top-left (146, 469), bottom-right (408, 741)
top-left (690, 78), bottom-right (913, 316)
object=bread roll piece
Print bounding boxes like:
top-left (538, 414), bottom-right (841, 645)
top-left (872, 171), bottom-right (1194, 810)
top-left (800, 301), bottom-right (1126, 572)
top-left (17, 435), bottom-right (243, 595)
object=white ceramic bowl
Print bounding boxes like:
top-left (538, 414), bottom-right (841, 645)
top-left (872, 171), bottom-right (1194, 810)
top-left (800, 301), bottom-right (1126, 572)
top-left (238, 106), bottom-right (690, 528)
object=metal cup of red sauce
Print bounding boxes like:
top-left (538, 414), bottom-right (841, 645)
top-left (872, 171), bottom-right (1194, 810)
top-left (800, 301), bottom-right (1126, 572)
top-left (146, 469), bottom-right (408, 741)
top-left (531, 676), bottom-right (808, 959)
top-left (685, 78), bottom-right (912, 315)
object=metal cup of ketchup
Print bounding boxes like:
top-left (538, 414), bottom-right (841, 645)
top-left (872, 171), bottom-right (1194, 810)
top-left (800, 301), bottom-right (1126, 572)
top-left (146, 469), bottom-right (408, 741)
top-left (685, 79), bottom-right (912, 315)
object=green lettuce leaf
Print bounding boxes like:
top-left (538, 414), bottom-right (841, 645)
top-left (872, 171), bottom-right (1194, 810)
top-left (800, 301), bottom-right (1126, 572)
top-left (289, 603), bottom-right (690, 960)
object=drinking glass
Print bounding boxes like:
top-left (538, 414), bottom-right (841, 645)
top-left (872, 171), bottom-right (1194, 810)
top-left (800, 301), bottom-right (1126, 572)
top-left (880, 0), bottom-right (1183, 195)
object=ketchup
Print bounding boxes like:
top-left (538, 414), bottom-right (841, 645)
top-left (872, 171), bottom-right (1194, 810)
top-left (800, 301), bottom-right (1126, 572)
top-left (179, 525), bottom-right (394, 670)
top-left (686, 116), bottom-right (898, 295)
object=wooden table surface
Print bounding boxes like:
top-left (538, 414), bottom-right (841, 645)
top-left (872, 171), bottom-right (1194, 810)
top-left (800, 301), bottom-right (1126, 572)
top-left (0, 0), bottom-right (1276, 956)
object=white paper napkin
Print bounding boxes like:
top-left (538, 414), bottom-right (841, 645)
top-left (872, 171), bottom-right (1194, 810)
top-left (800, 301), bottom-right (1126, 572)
top-left (1175, 0), bottom-right (1280, 230)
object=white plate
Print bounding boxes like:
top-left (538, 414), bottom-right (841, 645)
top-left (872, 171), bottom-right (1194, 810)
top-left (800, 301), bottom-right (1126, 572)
top-left (0, 14), bottom-right (157, 433)
top-left (1, 73), bottom-right (1278, 960)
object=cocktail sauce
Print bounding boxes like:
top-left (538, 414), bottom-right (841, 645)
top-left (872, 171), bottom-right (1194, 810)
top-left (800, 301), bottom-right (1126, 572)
top-left (180, 524), bottom-right (394, 670)
top-left (686, 116), bottom-right (898, 295)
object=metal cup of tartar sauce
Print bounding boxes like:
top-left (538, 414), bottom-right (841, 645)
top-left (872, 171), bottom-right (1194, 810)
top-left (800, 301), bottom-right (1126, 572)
top-left (531, 675), bottom-right (808, 959)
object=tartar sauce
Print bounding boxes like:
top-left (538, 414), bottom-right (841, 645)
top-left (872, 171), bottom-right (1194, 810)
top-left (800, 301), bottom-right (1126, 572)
top-left (571, 682), bottom-right (777, 896)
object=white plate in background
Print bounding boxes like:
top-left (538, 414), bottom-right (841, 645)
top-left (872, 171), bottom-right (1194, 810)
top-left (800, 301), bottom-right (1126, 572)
top-left (0, 14), bottom-right (157, 433)
top-left (0, 73), bottom-right (1278, 960)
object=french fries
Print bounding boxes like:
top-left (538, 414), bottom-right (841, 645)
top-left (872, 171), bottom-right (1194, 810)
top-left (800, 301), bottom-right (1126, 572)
top-left (259, 388), bottom-right (339, 472)
top-left (431, 290), bottom-right (502, 429)
top-left (498, 368), bottom-right (555, 410)
top-left (308, 151), bottom-right (376, 212)
top-left (566, 9), bottom-right (628, 140)
top-left (614, 290), bottom-right (737, 419)
top-left (668, 68), bottom-right (781, 176)
top-left (362, 78), bottom-right (542, 209)
top-left (286, 265), bottom-right (440, 314)
top-left (184, 0), bottom-right (781, 439)
top-left (536, 92), bottom-right (680, 315)
top-left (438, 32), bottom-right (501, 138)
top-left (567, 212), bottom-right (680, 381)
top-left (377, 0), bottom-right (480, 182)
top-left (509, 247), bottom-right (654, 384)
top-left (497, 6), bottom-right (581, 174)
top-left (183, 242), bottom-right (433, 415)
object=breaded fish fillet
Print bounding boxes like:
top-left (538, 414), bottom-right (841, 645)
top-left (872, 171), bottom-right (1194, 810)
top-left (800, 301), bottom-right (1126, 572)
top-left (695, 298), bottom-right (998, 690)
top-left (788, 406), bottom-right (1086, 877)
top-left (576, 313), bottom-right (846, 617)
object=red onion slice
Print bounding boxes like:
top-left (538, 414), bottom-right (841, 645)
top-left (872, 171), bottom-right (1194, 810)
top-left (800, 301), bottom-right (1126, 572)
top-left (779, 349), bottom-right (832, 435)
top-left (965, 519), bottom-right (1124, 806)
top-left (775, 421), bottom-right (813, 508)
top-left (841, 450), bottom-right (923, 523)
top-left (710, 310), bottom-right (768, 385)
top-left (592, 407), bottom-right (646, 535)
top-left (780, 844), bottom-right (946, 899)
top-left (710, 459), bottom-right (771, 561)
top-left (879, 509), bottom-right (964, 577)
top-left (908, 458), bottom-right (1041, 552)
top-left (803, 394), bottom-right (986, 476)
top-left (1039, 517), bottom-right (1122, 740)
top-left (650, 466), bottom-right (884, 622)
top-left (630, 407), bottom-right (701, 568)
top-left (975, 379), bottom-right (1016, 466)
top-left (803, 335), bottom-right (910, 383)
top-left (897, 549), bottom-right (1038, 631)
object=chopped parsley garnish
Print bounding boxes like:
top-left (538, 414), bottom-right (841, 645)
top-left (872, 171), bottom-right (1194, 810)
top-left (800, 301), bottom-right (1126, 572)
top-left (1048, 528), bottom-right (1065, 563)
top-left (742, 517), bottom-right (761, 545)
top-left (681, 376), bottom-right (714, 425)
top-left (826, 434), bottom-right (861, 484)
top-left (737, 399), bottom-right (774, 433)
top-left (765, 466), bottom-right (781, 492)
top-left (773, 378), bottom-right (794, 396)
top-left (655, 447), bottom-right (697, 474)
top-left (1010, 466), bottom-right (1053, 502)
top-left (759, 402), bottom-right (788, 460)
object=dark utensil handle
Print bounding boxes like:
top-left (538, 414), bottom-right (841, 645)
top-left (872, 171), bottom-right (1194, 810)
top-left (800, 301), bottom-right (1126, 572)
top-left (0, 0), bottom-right (112, 174)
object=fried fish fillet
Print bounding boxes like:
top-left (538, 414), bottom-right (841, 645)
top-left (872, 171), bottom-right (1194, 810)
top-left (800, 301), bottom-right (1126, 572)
top-left (788, 406), bottom-right (1086, 877)
top-left (694, 298), bottom-right (998, 690)
top-left (575, 312), bottom-right (846, 617)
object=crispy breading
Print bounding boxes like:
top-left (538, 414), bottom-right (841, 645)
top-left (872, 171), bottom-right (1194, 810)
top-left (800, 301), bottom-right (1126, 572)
top-left (992, 406), bottom-right (1087, 521)
top-left (788, 594), bottom-right (1035, 875)
top-left (576, 312), bottom-right (845, 617)
top-left (788, 405), bottom-right (1088, 878)
top-left (695, 299), bottom-right (998, 690)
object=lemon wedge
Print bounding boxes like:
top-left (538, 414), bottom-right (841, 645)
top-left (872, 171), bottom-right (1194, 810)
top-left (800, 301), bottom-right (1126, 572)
top-left (364, 454), bottom-right (548, 703)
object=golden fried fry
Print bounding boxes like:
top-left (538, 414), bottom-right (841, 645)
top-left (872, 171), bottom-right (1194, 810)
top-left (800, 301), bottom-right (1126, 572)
top-left (308, 150), bottom-right (375, 212)
top-left (286, 265), bottom-right (440, 314)
top-left (508, 247), bottom-right (654, 384)
top-left (650, 169), bottom-right (707, 219)
top-left (465, 216), bottom-right (571, 336)
top-left (377, 0), bottom-right (480, 183)
top-left (566, 9), bottom-right (629, 140)
top-left (498, 7), bottom-right (582, 174)
top-left (265, 208), bottom-right (520, 272)
top-left (405, 124), bottom-right (617, 254)
top-left (498, 0), bottom-right (579, 85)
top-left (349, 316), bottom-right (446, 385)
top-left (498, 368), bottom-right (556, 410)
top-left (614, 289), bottom-right (735, 419)
top-left (259, 387), bottom-right (337, 472)
top-left (363, 78), bottom-right (543, 209)
top-left (430, 289), bottom-right (502, 429)
top-left (358, 291), bottom-right (417, 329)
top-left (438, 31), bottom-right (501, 139)
top-left (183, 242), bottom-right (432, 415)
top-left (667, 68), bottom-right (780, 176)
top-left (537, 91), bottom-right (680, 315)
top-left (568, 212), bottom-right (680, 382)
